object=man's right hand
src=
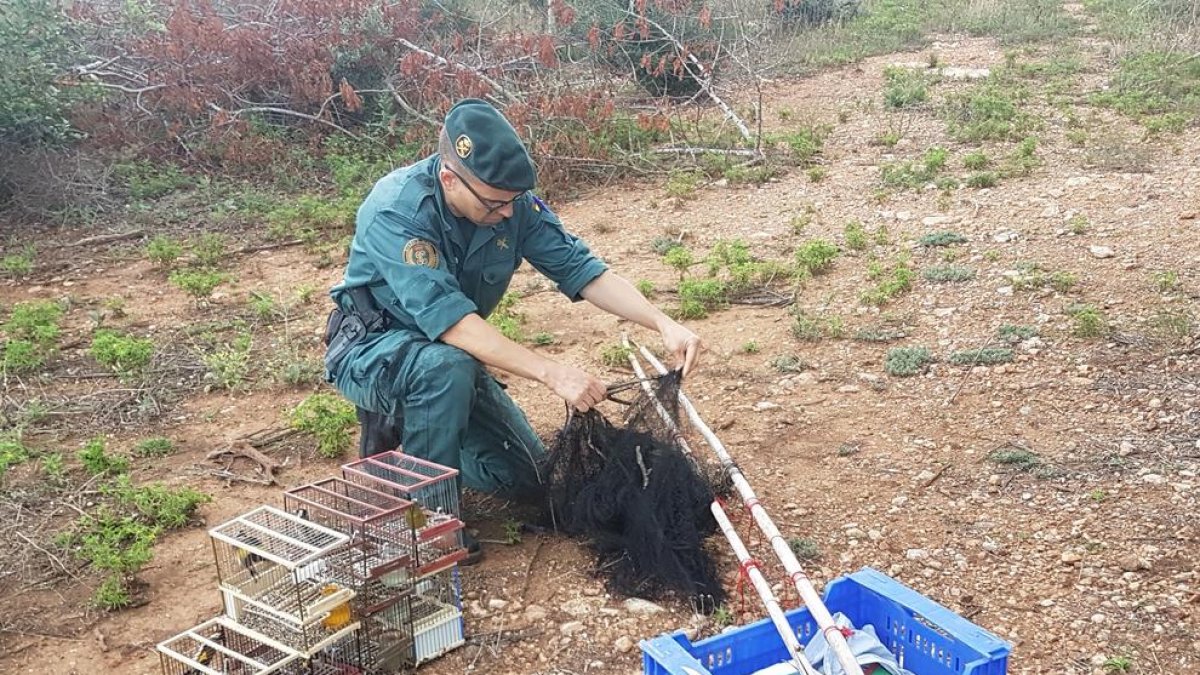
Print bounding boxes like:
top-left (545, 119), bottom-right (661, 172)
top-left (543, 362), bottom-right (607, 412)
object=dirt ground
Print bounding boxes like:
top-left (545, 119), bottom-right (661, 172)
top-left (1, 30), bottom-right (1198, 675)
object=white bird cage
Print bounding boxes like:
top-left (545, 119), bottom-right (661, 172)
top-left (157, 615), bottom-right (300, 675)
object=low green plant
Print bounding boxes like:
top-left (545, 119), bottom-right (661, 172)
top-left (116, 160), bottom-right (192, 200)
top-left (875, 130), bottom-right (902, 147)
top-left (0, 434), bottom-right (31, 477)
top-left (844, 221), bottom-right (868, 251)
top-left (794, 239), bottom-right (839, 276)
top-left (169, 269), bottom-right (230, 299)
top-left (988, 446), bottom-right (1040, 470)
top-left (885, 346), bottom-right (932, 376)
top-left (880, 147), bottom-right (949, 188)
top-left (93, 574), bottom-right (133, 611)
top-left (792, 310), bottom-right (843, 341)
top-left (770, 354), bottom-right (807, 373)
top-left (487, 292), bottom-right (525, 342)
top-left (923, 265), bottom-right (976, 283)
top-left (102, 475), bottom-right (210, 529)
top-left (943, 77), bottom-right (1037, 141)
top-left (787, 537), bottom-right (821, 562)
top-left (1067, 214), bottom-right (1089, 235)
top-left (949, 348), bottom-right (1013, 365)
top-left (248, 291), bottom-right (280, 319)
top-left (90, 330), bottom-right (154, 378)
top-left (918, 231), bottom-right (967, 247)
top-left (1153, 270), bottom-right (1179, 292)
top-left (663, 246), bottom-right (695, 280)
top-left (665, 170), bottom-right (702, 199)
top-left (854, 326), bottom-right (906, 342)
top-left (1150, 309), bottom-right (1195, 343)
top-left (1, 245), bottom-right (35, 276)
top-left (807, 166), bottom-right (827, 182)
top-left (42, 452), bottom-right (65, 479)
top-left (963, 151), bottom-right (990, 170)
top-left (202, 331), bottom-right (253, 389)
top-left (531, 332), bottom-right (555, 346)
top-left (741, 340), bottom-right (760, 354)
top-left (651, 236), bottom-right (683, 255)
top-left (78, 437), bottom-right (129, 477)
top-left (133, 437), bottom-right (175, 458)
top-left (635, 279), bottom-right (656, 298)
top-left (861, 261), bottom-right (915, 306)
top-left (599, 343), bottom-right (634, 368)
top-left (144, 236), bottom-right (183, 267)
top-left (997, 324), bottom-right (1037, 343)
top-left (192, 234), bottom-right (227, 267)
top-left (1102, 656), bottom-right (1133, 674)
top-left (1070, 304), bottom-right (1107, 338)
top-left (289, 393), bottom-right (358, 458)
top-left (965, 171), bottom-right (998, 188)
top-left (883, 66), bottom-right (931, 109)
top-left (711, 604), bottom-right (735, 628)
top-left (676, 278), bottom-right (728, 319)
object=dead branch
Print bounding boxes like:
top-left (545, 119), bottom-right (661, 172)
top-left (395, 38), bottom-right (518, 104)
top-left (386, 80), bottom-right (439, 127)
top-left (206, 440), bottom-right (281, 485)
top-left (208, 103), bottom-right (363, 140)
top-left (65, 230), bottom-right (145, 247)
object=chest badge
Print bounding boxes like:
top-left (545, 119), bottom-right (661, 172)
top-left (495, 237), bottom-right (509, 250)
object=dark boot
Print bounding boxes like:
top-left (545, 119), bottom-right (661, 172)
top-left (357, 407), bottom-right (403, 458)
top-left (461, 530), bottom-right (483, 566)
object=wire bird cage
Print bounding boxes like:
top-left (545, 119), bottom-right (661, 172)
top-left (341, 451), bottom-right (461, 518)
top-left (411, 567), bottom-right (465, 666)
top-left (279, 628), bottom-right (366, 675)
top-left (210, 506), bottom-right (359, 655)
top-left (158, 616), bottom-right (301, 675)
top-left (282, 478), bottom-right (466, 589)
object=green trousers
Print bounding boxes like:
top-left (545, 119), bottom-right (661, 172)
top-left (330, 329), bottom-right (547, 501)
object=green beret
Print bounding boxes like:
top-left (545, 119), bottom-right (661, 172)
top-left (444, 98), bottom-right (537, 192)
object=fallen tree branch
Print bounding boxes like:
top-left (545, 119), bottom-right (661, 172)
top-left (208, 103), bottom-right (362, 140)
top-left (206, 441), bottom-right (280, 485)
top-left (65, 230), bottom-right (145, 247)
top-left (395, 38), bottom-right (518, 104)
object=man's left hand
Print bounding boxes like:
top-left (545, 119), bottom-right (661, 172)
top-left (659, 321), bottom-right (704, 378)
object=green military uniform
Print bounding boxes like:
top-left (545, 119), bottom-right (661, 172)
top-left (326, 100), bottom-right (607, 500)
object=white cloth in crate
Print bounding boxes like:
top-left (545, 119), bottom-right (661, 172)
top-left (751, 612), bottom-right (913, 675)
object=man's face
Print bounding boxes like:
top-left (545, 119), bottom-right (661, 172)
top-left (442, 166), bottom-right (524, 226)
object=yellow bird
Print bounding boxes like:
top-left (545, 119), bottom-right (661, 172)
top-left (403, 504), bottom-right (427, 530)
top-left (320, 584), bottom-right (352, 631)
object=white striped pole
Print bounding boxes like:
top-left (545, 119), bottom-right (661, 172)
top-left (630, 340), bottom-right (864, 675)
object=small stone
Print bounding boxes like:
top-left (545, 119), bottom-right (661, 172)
top-left (915, 469), bottom-right (936, 483)
top-left (614, 636), bottom-right (635, 653)
top-left (624, 598), bottom-right (666, 615)
top-left (1091, 613), bottom-right (1106, 624)
top-left (1039, 599), bottom-right (1055, 607)
top-left (1141, 474), bottom-right (1166, 485)
top-left (1118, 441), bottom-right (1135, 456)
top-left (524, 605), bottom-right (549, 622)
top-left (753, 401), bottom-right (781, 412)
top-left (1066, 176), bottom-right (1091, 187)
top-left (487, 598), bottom-right (509, 611)
top-left (906, 548), bottom-right (928, 560)
top-left (1117, 555), bottom-right (1149, 572)
top-left (997, 286), bottom-right (1014, 296)
top-left (837, 385), bottom-right (861, 393)
top-left (1062, 551), bottom-right (1083, 565)
top-left (993, 231), bottom-right (1019, 243)
top-left (1090, 245), bottom-right (1115, 259)
top-left (845, 527), bottom-right (866, 539)
top-left (560, 621), bottom-right (585, 636)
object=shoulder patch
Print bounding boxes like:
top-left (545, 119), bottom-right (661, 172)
top-left (531, 195), bottom-right (547, 212)
top-left (402, 239), bottom-right (440, 268)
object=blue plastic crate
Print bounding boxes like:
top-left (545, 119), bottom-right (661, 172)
top-left (641, 567), bottom-right (1009, 675)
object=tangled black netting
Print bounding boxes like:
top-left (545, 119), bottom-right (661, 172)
top-left (541, 369), bottom-right (727, 606)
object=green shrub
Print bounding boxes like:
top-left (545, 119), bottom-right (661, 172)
top-left (807, 166), bottom-right (828, 182)
top-left (949, 347), bottom-right (1013, 365)
top-left (963, 151), bottom-right (990, 170)
top-left (2, 300), bottom-right (64, 372)
top-left (792, 310), bottom-right (843, 341)
top-left (133, 437), bottom-right (175, 458)
top-left (881, 147), bottom-right (949, 188)
top-left (169, 269), bottom-right (230, 299)
top-left (966, 171), bottom-right (998, 188)
top-left (923, 265), bottom-right (976, 283)
top-left (676, 278), bottom-right (728, 319)
top-left (997, 324), bottom-right (1037, 343)
top-left (918, 231), bottom-right (968, 247)
top-left (795, 239), bottom-right (839, 275)
top-left (78, 437), bottom-right (129, 477)
top-left (988, 446), bottom-right (1040, 469)
top-left (0, 0), bottom-right (82, 146)
top-left (1, 245), bottom-right (35, 276)
top-left (844, 221), bottom-right (868, 251)
top-left (635, 279), bottom-right (656, 298)
top-left (202, 331), bottom-right (253, 389)
top-left (0, 434), bottom-right (31, 477)
top-left (663, 246), bottom-right (695, 279)
top-left (770, 354), bottom-right (808, 373)
top-left (192, 233), bottom-right (227, 267)
top-left (41, 452), bottom-right (64, 479)
top-left (487, 292), bottom-right (525, 342)
top-left (90, 330), bottom-right (154, 378)
top-left (787, 536), bottom-right (821, 562)
top-left (883, 66), bottom-right (930, 108)
top-left (102, 475), bottom-right (210, 529)
top-left (861, 261), bottom-right (915, 306)
top-left (144, 236), bottom-right (183, 267)
top-left (599, 343), bottom-right (634, 368)
top-left (943, 78), bottom-right (1038, 141)
top-left (115, 161), bottom-right (192, 201)
top-left (1071, 304), bottom-right (1108, 338)
top-left (885, 346), bottom-right (932, 376)
top-left (290, 393), bottom-right (358, 458)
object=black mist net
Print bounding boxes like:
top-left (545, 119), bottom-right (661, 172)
top-left (541, 369), bottom-right (726, 606)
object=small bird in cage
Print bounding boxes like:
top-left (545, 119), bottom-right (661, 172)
top-left (181, 627), bottom-right (222, 675)
top-left (320, 584), bottom-right (353, 631)
top-left (236, 532), bottom-right (267, 579)
top-left (403, 504), bottom-right (427, 530)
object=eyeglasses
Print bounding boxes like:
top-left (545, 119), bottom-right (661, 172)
top-left (446, 167), bottom-right (525, 214)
